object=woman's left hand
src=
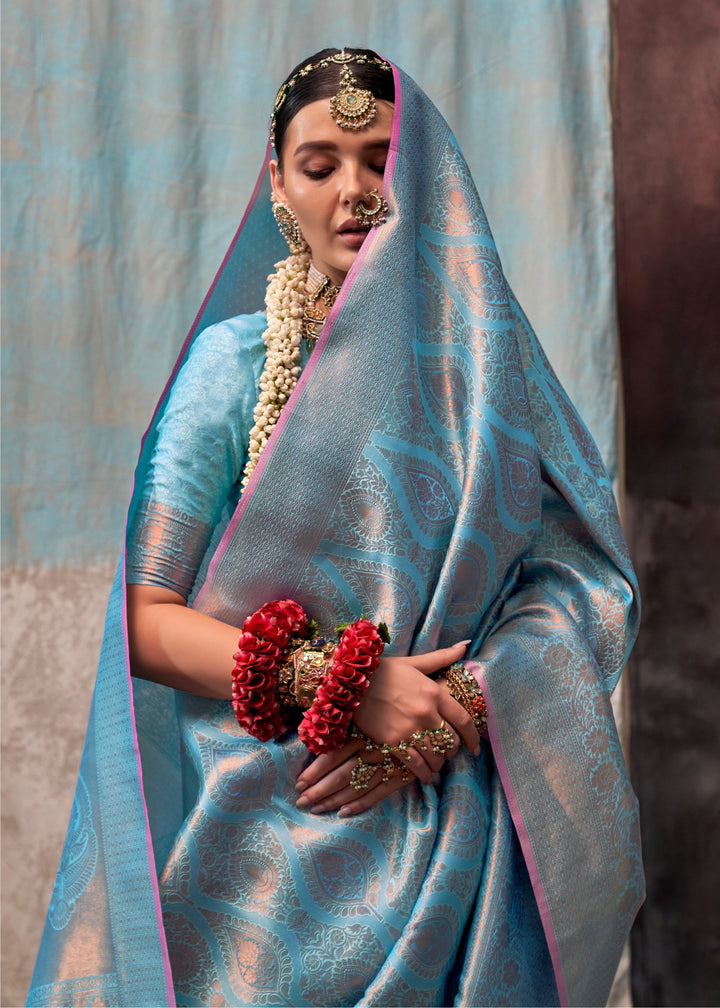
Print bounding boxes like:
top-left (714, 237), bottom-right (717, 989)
top-left (295, 737), bottom-right (418, 816)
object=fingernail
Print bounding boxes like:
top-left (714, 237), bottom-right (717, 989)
top-left (473, 744), bottom-right (481, 756)
top-left (296, 780), bottom-right (308, 792)
top-left (296, 795), bottom-right (310, 808)
top-left (457, 639), bottom-right (471, 647)
top-left (310, 805), bottom-right (326, 815)
top-left (338, 806), bottom-right (350, 817)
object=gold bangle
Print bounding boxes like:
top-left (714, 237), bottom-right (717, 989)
top-left (279, 639), bottom-right (336, 709)
top-left (445, 662), bottom-right (488, 732)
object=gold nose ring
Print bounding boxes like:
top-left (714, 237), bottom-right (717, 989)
top-left (354, 189), bottom-right (389, 227)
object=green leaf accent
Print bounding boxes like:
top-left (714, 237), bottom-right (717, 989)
top-left (377, 622), bottom-right (391, 644)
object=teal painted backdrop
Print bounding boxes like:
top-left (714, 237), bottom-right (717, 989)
top-left (2, 0), bottom-right (618, 567)
top-left (1, 3), bottom-right (623, 1003)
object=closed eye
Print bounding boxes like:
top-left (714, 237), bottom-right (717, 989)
top-left (304, 167), bottom-right (334, 180)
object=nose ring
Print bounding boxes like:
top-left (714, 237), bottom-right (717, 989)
top-left (354, 189), bottom-right (389, 227)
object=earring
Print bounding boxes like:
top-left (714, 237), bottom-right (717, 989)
top-left (272, 201), bottom-right (307, 252)
top-left (355, 189), bottom-right (389, 228)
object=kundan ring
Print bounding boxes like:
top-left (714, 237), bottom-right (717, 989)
top-left (411, 720), bottom-right (456, 757)
top-left (350, 756), bottom-right (378, 792)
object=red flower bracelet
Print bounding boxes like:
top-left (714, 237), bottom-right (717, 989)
top-left (297, 618), bottom-right (385, 754)
top-left (231, 600), bottom-right (387, 751)
top-left (231, 599), bottom-right (307, 742)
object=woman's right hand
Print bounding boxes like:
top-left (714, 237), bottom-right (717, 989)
top-left (353, 641), bottom-right (480, 778)
top-left (295, 641), bottom-right (480, 815)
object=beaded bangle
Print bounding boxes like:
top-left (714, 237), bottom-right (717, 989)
top-left (444, 661), bottom-right (488, 733)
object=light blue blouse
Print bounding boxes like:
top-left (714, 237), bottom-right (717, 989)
top-left (126, 312), bottom-right (269, 597)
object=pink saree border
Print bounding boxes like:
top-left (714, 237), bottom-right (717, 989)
top-left (468, 661), bottom-right (569, 1007)
top-left (194, 59), bottom-right (402, 609)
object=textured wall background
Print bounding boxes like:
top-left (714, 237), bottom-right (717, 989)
top-left (2, 1), bottom-right (623, 1004)
top-left (613, 1), bottom-right (720, 1003)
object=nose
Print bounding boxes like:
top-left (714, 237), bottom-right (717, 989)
top-left (339, 162), bottom-right (375, 209)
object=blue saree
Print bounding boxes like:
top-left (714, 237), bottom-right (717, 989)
top-left (28, 64), bottom-right (642, 1007)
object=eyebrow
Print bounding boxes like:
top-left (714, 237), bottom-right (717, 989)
top-left (292, 138), bottom-right (391, 157)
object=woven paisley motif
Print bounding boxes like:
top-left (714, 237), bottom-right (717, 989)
top-left (300, 923), bottom-right (386, 1006)
top-left (406, 905), bottom-right (461, 979)
top-left (328, 555), bottom-right (422, 638)
top-left (161, 910), bottom-right (219, 1004)
top-left (438, 785), bottom-right (489, 854)
top-left (296, 835), bottom-right (380, 917)
top-left (209, 913), bottom-right (293, 1005)
top-left (47, 775), bottom-right (98, 931)
top-left (417, 355), bottom-right (471, 430)
top-left (423, 240), bottom-right (512, 320)
top-left (193, 731), bottom-right (279, 812)
top-left (374, 444), bottom-right (458, 534)
top-left (197, 818), bottom-right (292, 920)
top-left (426, 138), bottom-right (494, 239)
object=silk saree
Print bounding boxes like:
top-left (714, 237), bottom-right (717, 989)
top-left (28, 64), bottom-right (643, 1007)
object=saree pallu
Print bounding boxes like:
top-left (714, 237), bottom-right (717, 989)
top-left (28, 65), bottom-right (643, 1007)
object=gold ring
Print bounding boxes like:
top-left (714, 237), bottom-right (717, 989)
top-left (410, 721), bottom-right (455, 757)
top-left (350, 756), bottom-right (377, 792)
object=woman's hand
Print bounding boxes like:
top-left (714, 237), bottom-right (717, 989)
top-left (295, 641), bottom-right (480, 816)
top-left (295, 737), bottom-right (413, 817)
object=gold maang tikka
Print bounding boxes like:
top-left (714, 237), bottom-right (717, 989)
top-left (329, 65), bottom-right (377, 131)
top-left (271, 50), bottom-right (392, 146)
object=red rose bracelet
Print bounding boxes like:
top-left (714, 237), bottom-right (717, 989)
top-left (231, 599), bottom-right (387, 754)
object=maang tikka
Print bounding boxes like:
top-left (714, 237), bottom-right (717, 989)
top-left (271, 50), bottom-right (392, 147)
top-left (329, 64), bottom-right (377, 131)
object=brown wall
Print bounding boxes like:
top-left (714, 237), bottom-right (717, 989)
top-left (613, 1), bottom-right (720, 1003)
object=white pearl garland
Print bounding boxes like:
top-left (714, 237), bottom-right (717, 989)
top-left (241, 249), bottom-right (311, 488)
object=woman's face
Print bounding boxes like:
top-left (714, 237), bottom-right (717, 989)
top-left (270, 98), bottom-right (394, 285)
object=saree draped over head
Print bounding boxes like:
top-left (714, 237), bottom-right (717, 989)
top-left (29, 65), bottom-right (643, 1008)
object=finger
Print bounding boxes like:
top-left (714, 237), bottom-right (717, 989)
top-left (338, 773), bottom-right (413, 817)
top-left (303, 762), bottom-right (387, 813)
top-left (412, 640), bottom-right (471, 676)
top-left (403, 746), bottom-right (435, 783)
top-left (438, 693), bottom-right (481, 755)
top-left (296, 738), bottom-right (363, 791)
top-left (296, 754), bottom-right (369, 808)
top-left (406, 725), bottom-right (460, 777)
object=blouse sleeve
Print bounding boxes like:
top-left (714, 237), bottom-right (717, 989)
top-left (126, 314), bottom-right (266, 598)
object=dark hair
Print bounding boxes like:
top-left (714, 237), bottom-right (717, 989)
top-left (273, 47), bottom-right (395, 160)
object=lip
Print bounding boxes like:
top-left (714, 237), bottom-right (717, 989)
top-left (337, 218), bottom-right (371, 248)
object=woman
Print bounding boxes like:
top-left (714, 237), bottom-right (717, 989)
top-left (29, 48), bottom-right (642, 1008)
